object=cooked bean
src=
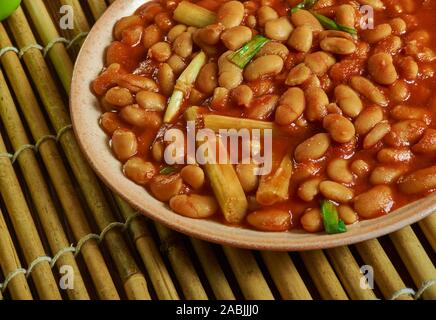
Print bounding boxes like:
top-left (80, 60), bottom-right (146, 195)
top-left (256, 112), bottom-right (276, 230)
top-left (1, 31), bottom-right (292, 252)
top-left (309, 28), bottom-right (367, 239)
top-left (112, 129), bottom-right (138, 161)
top-left (319, 181), bottom-right (354, 203)
top-left (154, 12), bottom-right (174, 32)
top-left (173, 32), bottom-right (193, 58)
top-left (399, 166), bottom-right (436, 194)
top-left (124, 157), bottom-right (156, 185)
top-left (100, 112), bottom-right (125, 135)
top-left (143, 24), bottom-right (163, 49)
top-left (354, 185), bottom-right (393, 219)
top-left (338, 205), bottom-right (358, 225)
top-left (150, 174), bottom-right (183, 201)
top-left (149, 42), bottom-right (172, 62)
top-left (384, 120), bottom-right (426, 147)
top-left (336, 4), bottom-right (355, 28)
top-left (151, 141), bottom-right (164, 162)
top-left (167, 24), bottom-right (187, 42)
top-left (217, 1), bottom-right (244, 29)
top-left (304, 52), bottom-right (336, 76)
top-left (334, 85), bottom-right (363, 117)
top-left (326, 102), bottom-right (342, 114)
top-left (195, 24), bottom-right (225, 46)
top-left (377, 148), bottom-right (413, 163)
top-left (218, 51), bottom-right (243, 89)
top-left (398, 57), bottom-right (419, 81)
top-left (211, 87), bottom-right (229, 110)
top-left (287, 25), bottom-right (313, 53)
top-left (221, 26), bottom-right (252, 51)
top-left (363, 121), bottom-right (391, 149)
top-left (136, 91), bottom-right (167, 111)
top-left (244, 55), bottom-right (284, 81)
top-left (196, 62), bottom-right (218, 95)
top-left (257, 6), bottom-right (279, 27)
top-left (246, 94), bottom-right (279, 120)
top-left (247, 209), bottom-right (291, 232)
top-left (350, 159), bottom-right (370, 178)
top-left (350, 76), bottom-right (388, 106)
top-left (105, 87), bottom-right (134, 107)
top-left (323, 114), bottom-right (355, 143)
top-left (114, 15), bottom-right (142, 40)
top-left (180, 165), bottom-right (205, 190)
top-left (231, 85), bottom-right (253, 107)
top-left (295, 133), bottom-right (330, 162)
top-left (320, 37), bottom-right (356, 55)
top-left (305, 86), bottom-right (329, 121)
top-left (120, 104), bottom-right (162, 129)
top-left (264, 17), bottom-right (293, 41)
top-left (354, 106), bottom-right (383, 135)
top-left (256, 42), bottom-right (289, 60)
top-left (297, 177), bottom-right (322, 202)
top-left (300, 208), bottom-right (323, 233)
top-left (362, 23), bottom-right (392, 44)
top-left (285, 63), bottom-right (311, 86)
top-left (327, 159), bottom-right (353, 184)
top-left (290, 9), bottom-right (323, 31)
top-left (357, 0), bottom-right (384, 10)
top-left (368, 52), bottom-right (398, 85)
top-left (370, 165), bottom-right (406, 185)
top-left (389, 81), bottom-right (410, 102)
top-left (412, 129), bottom-right (436, 153)
top-left (275, 87), bottom-right (305, 125)
top-left (188, 88), bottom-right (206, 106)
top-left (236, 163), bottom-right (259, 193)
top-left (406, 30), bottom-right (431, 46)
top-left (167, 55), bottom-right (186, 75)
top-left (374, 36), bottom-right (402, 55)
top-left (247, 15), bottom-right (257, 28)
top-left (391, 105), bottom-right (430, 124)
top-left (121, 25), bottom-right (144, 46)
top-left (157, 63), bottom-right (175, 96)
top-left (319, 30), bottom-right (354, 41)
top-left (170, 194), bottom-right (218, 218)
top-left (117, 74), bottom-right (159, 93)
top-left (390, 18), bottom-right (407, 35)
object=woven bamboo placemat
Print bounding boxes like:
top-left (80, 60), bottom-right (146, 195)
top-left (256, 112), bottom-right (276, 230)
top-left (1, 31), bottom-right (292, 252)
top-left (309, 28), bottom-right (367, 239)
top-left (0, 0), bottom-right (434, 300)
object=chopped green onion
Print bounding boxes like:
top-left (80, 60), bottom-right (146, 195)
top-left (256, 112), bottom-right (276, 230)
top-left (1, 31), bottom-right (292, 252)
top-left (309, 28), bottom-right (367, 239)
top-left (173, 1), bottom-right (216, 28)
top-left (311, 11), bottom-right (357, 35)
top-left (321, 200), bottom-right (347, 234)
top-left (228, 35), bottom-right (270, 69)
top-left (160, 166), bottom-right (177, 175)
top-left (291, 0), bottom-right (318, 14)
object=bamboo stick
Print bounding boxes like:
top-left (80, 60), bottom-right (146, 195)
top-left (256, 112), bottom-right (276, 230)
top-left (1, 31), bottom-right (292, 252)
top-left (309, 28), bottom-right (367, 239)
top-left (300, 250), bottom-right (348, 300)
top-left (115, 197), bottom-right (180, 300)
top-left (389, 227), bottom-right (436, 300)
top-left (260, 252), bottom-right (312, 300)
top-left (419, 213), bottom-right (436, 252)
top-left (0, 23), bottom-right (119, 300)
top-left (223, 247), bottom-right (274, 300)
top-left (7, 7), bottom-right (150, 300)
top-left (355, 239), bottom-right (413, 300)
top-left (21, 1), bottom-right (73, 92)
top-left (88, 0), bottom-right (108, 20)
top-left (0, 135), bottom-right (61, 300)
top-left (0, 208), bottom-right (33, 300)
top-left (0, 70), bottom-right (89, 300)
top-left (327, 247), bottom-right (377, 300)
top-left (190, 239), bottom-right (236, 300)
top-left (155, 224), bottom-right (208, 300)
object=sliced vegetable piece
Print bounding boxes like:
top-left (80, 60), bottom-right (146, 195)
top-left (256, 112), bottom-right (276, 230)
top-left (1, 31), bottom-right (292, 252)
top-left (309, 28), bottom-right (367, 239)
top-left (160, 166), bottom-right (178, 175)
top-left (204, 114), bottom-right (283, 136)
top-left (173, 1), bottom-right (216, 28)
top-left (320, 200), bottom-right (347, 234)
top-left (291, 0), bottom-right (318, 13)
top-left (164, 51), bottom-right (207, 123)
top-left (228, 35), bottom-right (270, 69)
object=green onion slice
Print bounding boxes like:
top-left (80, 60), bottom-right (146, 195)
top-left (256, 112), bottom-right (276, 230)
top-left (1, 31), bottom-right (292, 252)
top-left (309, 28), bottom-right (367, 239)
top-left (311, 11), bottom-right (357, 35)
top-left (160, 166), bottom-right (177, 175)
top-left (321, 200), bottom-right (347, 234)
top-left (228, 35), bottom-right (270, 69)
top-left (291, 0), bottom-right (318, 13)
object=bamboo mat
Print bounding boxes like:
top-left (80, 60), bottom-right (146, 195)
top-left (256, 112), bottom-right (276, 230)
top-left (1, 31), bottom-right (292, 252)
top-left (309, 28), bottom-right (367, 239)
top-left (0, 0), bottom-right (434, 301)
